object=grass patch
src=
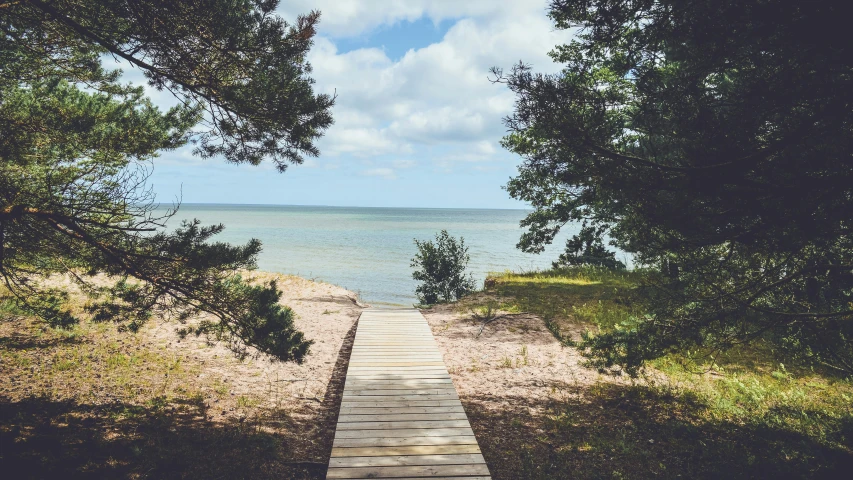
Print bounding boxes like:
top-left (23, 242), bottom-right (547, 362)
top-left (0, 299), bottom-right (329, 479)
top-left (467, 266), bottom-right (642, 343)
top-left (467, 266), bottom-right (853, 478)
top-left (483, 378), bottom-right (852, 479)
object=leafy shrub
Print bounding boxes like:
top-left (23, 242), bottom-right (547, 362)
top-left (411, 230), bottom-right (476, 305)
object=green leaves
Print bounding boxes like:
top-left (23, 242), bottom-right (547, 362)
top-left (553, 223), bottom-right (625, 270)
top-left (0, 0), bottom-right (327, 362)
top-left (411, 230), bottom-right (477, 306)
top-left (499, 0), bottom-right (853, 375)
top-left (178, 278), bottom-right (311, 363)
top-left (3, 0), bottom-right (334, 169)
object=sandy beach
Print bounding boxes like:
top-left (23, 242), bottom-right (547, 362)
top-left (0, 272), bottom-right (365, 478)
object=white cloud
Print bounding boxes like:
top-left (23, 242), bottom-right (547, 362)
top-left (115, 1), bottom-right (571, 182)
top-left (278, 1), bottom-right (541, 38)
top-left (307, 1), bottom-right (572, 161)
top-left (393, 159), bottom-right (417, 168)
top-left (321, 125), bottom-right (411, 157)
top-left (361, 167), bottom-right (397, 179)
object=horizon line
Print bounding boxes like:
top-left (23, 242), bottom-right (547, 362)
top-left (170, 202), bottom-right (532, 212)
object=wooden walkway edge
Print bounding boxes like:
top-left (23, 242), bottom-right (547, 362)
top-left (327, 308), bottom-right (492, 479)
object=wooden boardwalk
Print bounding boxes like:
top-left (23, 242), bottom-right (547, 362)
top-left (327, 308), bottom-right (491, 479)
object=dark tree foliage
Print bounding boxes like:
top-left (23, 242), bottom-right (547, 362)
top-left (0, 0), bottom-right (335, 362)
top-left (553, 223), bottom-right (625, 270)
top-left (411, 230), bottom-right (476, 305)
top-left (496, 0), bottom-right (853, 375)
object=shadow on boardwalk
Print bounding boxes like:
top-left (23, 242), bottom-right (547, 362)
top-left (0, 319), bottom-right (359, 480)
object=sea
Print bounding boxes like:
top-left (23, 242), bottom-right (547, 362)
top-left (164, 204), bottom-right (583, 306)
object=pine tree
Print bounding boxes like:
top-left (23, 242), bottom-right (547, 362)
top-left (497, 0), bottom-right (853, 375)
top-left (0, 0), bottom-right (335, 362)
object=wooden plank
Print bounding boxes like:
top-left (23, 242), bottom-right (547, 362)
top-left (347, 362), bottom-right (446, 367)
top-left (343, 387), bottom-right (458, 394)
top-left (333, 435), bottom-right (478, 448)
top-left (347, 365), bottom-right (447, 375)
top-left (349, 353), bottom-right (443, 356)
top-left (336, 420), bottom-right (471, 430)
top-left (350, 350), bottom-right (439, 353)
top-left (349, 352), bottom-right (439, 355)
top-left (343, 388), bottom-right (458, 396)
top-left (355, 331), bottom-right (433, 333)
top-left (355, 333), bottom-right (432, 335)
top-left (346, 371), bottom-right (449, 376)
top-left (354, 337), bottom-right (434, 340)
top-left (339, 405), bottom-right (465, 415)
top-left (348, 355), bottom-right (444, 359)
top-left (344, 378), bottom-right (453, 385)
top-left (354, 334), bottom-right (434, 337)
top-left (337, 412), bottom-right (469, 423)
top-left (326, 464), bottom-right (491, 478)
top-left (341, 394), bottom-right (460, 402)
top-left (348, 359), bottom-right (445, 363)
top-left (350, 351), bottom-right (440, 354)
top-left (349, 353), bottom-right (440, 356)
top-left (332, 444), bottom-right (481, 457)
top-left (345, 372), bottom-right (449, 376)
top-left (343, 384), bottom-right (456, 392)
top-left (334, 427), bottom-right (475, 439)
top-left (348, 358), bottom-right (444, 361)
top-left (345, 383), bottom-right (456, 389)
top-left (334, 400), bottom-right (462, 408)
top-left (354, 335), bottom-right (434, 338)
top-left (344, 374), bottom-right (452, 380)
top-left (350, 348), bottom-right (439, 352)
top-left (329, 453), bottom-right (485, 468)
top-left (345, 373), bottom-right (450, 377)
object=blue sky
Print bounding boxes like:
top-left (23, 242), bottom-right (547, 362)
top-left (135, 1), bottom-right (572, 209)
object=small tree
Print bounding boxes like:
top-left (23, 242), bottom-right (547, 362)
top-left (411, 230), bottom-right (476, 305)
top-left (553, 224), bottom-right (626, 270)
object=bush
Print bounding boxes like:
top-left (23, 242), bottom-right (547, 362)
top-left (411, 230), bottom-right (476, 305)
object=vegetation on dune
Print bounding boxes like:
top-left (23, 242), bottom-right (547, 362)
top-left (0, 0), bottom-right (335, 361)
top-left (0, 291), bottom-right (331, 479)
top-left (481, 2), bottom-right (853, 471)
top-left (469, 267), bottom-right (853, 478)
top-left (496, 0), bottom-right (853, 376)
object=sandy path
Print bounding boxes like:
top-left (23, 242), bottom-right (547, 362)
top-left (422, 302), bottom-right (616, 478)
top-left (145, 272), bottom-right (365, 409)
top-left (423, 303), bottom-right (601, 407)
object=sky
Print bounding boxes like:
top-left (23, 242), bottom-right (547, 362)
top-left (129, 1), bottom-right (573, 209)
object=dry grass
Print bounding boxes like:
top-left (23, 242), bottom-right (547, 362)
top-left (431, 267), bottom-right (853, 479)
top-left (0, 272), bottom-right (362, 479)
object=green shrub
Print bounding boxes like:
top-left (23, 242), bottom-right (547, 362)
top-left (411, 230), bottom-right (476, 305)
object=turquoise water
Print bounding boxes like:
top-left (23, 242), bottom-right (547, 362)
top-left (166, 204), bottom-right (581, 306)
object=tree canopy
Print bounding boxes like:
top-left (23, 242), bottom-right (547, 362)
top-left (497, 0), bottom-right (853, 375)
top-left (0, 0), bottom-right (335, 362)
